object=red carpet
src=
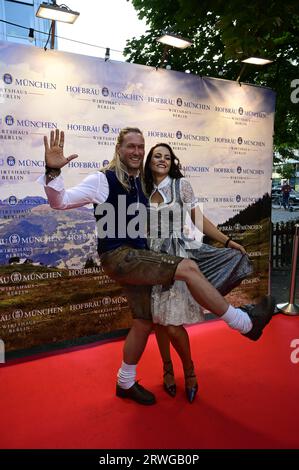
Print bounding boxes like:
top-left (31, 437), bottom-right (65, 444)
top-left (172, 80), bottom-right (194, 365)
top-left (1, 314), bottom-right (299, 449)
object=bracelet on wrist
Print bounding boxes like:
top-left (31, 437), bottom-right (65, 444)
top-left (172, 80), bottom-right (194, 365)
top-left (45, 167), bottom-right (61, 180)
top-left (224, 237), bottom-right (232, 248)
top-left (46, 172), bottom-right (60, 181)
top-left (45, 165), bottom-right (61, 172)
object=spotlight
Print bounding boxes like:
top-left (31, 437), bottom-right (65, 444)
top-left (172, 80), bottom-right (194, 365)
top-left (156, 33), bottom-right (192, 49)
top-left (242, 57), bottom-right (273, 65)
top-left (36, 1), bottom-right (80, 24)
top-left (237, 56), bottom-right (274, 83)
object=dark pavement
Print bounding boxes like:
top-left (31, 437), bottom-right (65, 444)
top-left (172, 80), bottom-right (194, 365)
top-left (271, 205), bottom-right (299, 307)
top-left (271, 269), bottom-right (299, 306)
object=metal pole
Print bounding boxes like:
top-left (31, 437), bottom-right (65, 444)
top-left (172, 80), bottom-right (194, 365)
top-left (268, 217), bottom-right (273, 296)
top-left (156, 45), bottom-right (170, 69)
top-left (50, 20), bottom-right (55, 49)
top-left (236, 64), bottom-right (247, 83)
top-left (277, 223), bottom-right (299, 315)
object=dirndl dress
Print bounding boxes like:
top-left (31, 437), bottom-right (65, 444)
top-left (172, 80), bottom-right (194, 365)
top-left (148, 177), bottom-right (253, 326)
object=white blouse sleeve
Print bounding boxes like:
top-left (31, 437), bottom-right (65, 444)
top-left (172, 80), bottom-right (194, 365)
top-left (37, 172), bottom-right (109, 209)
top-left (180, 178), bottom-right (199, 209)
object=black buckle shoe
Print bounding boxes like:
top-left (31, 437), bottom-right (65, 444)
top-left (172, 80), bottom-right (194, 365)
top-left (116, 382), bottom-right (156, 405)
top-left (242, 295), bottom-right (275, 341)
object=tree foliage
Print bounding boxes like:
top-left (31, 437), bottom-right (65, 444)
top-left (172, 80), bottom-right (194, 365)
top-left (276, 163), bottom-right (296, 180)
top-left (124, 0), bottom-right (299, 157)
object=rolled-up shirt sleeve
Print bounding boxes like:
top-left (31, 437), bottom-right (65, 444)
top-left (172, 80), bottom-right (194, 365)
top-left (37, 172), bottom-right (109, 209)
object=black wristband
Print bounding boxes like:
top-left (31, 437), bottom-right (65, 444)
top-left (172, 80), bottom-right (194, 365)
top-left (45, 165), bottom-right (60, 172)
top-left (225, 237), bottom-right (232, 248)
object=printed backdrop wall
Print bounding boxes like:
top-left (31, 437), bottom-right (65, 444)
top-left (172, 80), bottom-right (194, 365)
top-left (0, 41), bottom-right (276, 356)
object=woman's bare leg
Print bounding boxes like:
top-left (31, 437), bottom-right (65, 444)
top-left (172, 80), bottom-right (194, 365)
top-left (154, 324), bottom-right (175, 388)
top-left (166, 325), bottom-right (197, 389)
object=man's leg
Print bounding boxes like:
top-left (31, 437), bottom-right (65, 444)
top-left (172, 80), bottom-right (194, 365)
top-left (175, 259), bottom-right (229, 314)
top-left (123, 319), bottom-right (152, 365)
top-left (116, 287), bottom-right (156, 405)
top-left (101, 246), bottom-right (274, 345)
top-left (175, 259), bottom-right (274, 340)
top-left (117, 319), bottom-right (152, 390)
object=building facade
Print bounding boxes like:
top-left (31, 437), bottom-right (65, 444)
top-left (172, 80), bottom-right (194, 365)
top-left (0, 0), bottom-right (53, 48)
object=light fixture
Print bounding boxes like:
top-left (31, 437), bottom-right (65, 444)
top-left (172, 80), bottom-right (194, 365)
top-left (28, 28), bottom-right (34, 42)
top-left (36, 2), bottom-right (79, 50)
top-left (36, 2), bottom-right (80, 24)
top-left (156, 33), bottom-right (192, 50)
top-left (242, 57), bottom-right (273, 65)
top-left (237, 56), bottom-right (274, 83)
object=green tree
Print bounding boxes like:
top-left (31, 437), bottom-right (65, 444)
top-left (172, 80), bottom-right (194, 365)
top-left (276, 162), bottom-right (296, 180)
top-left (125, 0), bottom-right (299, 157)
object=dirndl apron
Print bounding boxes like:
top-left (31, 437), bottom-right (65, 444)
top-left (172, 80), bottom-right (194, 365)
top-left (155, 179), bottom-right (254, 296)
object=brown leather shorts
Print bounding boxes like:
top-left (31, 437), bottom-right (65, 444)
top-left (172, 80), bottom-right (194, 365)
top-left (100, 246), bottom-right (182, 321)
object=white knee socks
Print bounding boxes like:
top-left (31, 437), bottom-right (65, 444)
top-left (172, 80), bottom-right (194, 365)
top-left (117, 361), bottom-right (136, 389)
top-left (221, 305), bottom-right (253, 334)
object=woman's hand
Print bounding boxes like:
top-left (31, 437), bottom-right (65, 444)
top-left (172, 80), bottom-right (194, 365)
top-left (44, 129), bottom-right (78, 169)
top-left (227, 240), bottom-right (247, 254)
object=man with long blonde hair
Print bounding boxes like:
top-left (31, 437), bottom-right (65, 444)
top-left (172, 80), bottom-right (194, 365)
top-left (40, 127), bottom-right (275, 405)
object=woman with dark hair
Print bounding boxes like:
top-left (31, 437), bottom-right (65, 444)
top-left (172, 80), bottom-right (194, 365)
top-left (145, 143), bottom-right (253, 403)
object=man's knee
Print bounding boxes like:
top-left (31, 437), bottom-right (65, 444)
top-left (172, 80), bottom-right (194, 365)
top-left (174, 258), bottom-right (200, 281)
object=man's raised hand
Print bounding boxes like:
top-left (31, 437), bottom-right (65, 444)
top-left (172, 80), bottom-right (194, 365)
top-left (44, 129), bottom-right (78, 169)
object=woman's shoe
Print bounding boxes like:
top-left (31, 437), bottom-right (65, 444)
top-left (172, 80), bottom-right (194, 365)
top-left (163, 360), bottom-right (176, 397)
top-left (184, 362), bottom-right (198, 403)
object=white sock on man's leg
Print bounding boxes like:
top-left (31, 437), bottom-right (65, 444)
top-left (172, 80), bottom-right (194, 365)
top-left (221, 305), bottom-right (253, 334)
top-left (117, 361), bottom-right (136, 389)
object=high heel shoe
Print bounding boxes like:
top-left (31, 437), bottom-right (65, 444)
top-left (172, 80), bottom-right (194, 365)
top-left (184, 362), bottom-right (198, 403)
top-left (163, 360), bottom-right (176, 397)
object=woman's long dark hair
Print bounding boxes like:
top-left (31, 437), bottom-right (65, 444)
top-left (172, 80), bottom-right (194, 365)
top-left (144, 143), bottom-right (184, 195)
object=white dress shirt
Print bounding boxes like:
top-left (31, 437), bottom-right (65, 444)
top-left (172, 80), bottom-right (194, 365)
top-left (37, 172), bottom-right (109, 209)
